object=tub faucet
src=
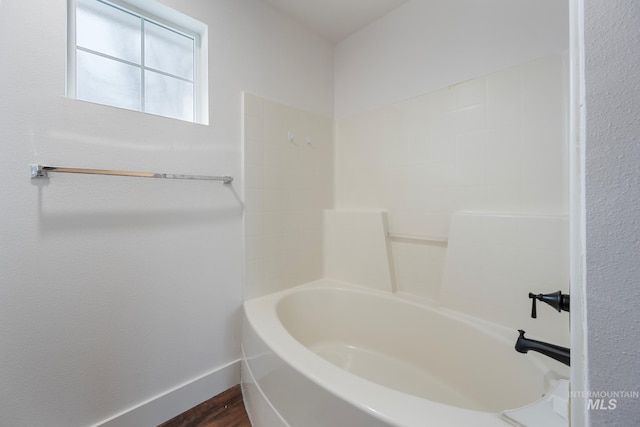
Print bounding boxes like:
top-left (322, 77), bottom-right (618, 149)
top-left (515, 330), bottom-right (570, 366)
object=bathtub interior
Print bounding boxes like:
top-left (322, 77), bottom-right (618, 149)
top-left (276, 285), bottom-right (561, 413)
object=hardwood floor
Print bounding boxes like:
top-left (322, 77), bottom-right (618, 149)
top-left (158, 384), bottom-right (252, 427)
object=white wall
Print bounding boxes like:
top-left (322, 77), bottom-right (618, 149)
top-left (583, 0), bottom-right (640, 425)
top-left (334, 0), bottom-right (569, 118)
top-left (0, 0), bottom-right (333, 426)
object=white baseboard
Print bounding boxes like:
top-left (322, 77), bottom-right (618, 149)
top-left (92, 360), bottom-right (241, 427)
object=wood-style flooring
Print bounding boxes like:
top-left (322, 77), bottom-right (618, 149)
top-left (158, 384), bottom-right (252, 427)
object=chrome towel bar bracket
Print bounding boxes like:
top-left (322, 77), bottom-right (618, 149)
top-left (30, 164), bottom-right (233, 184)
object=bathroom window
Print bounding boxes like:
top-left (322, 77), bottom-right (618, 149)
top-left (67, 0), bottom-right (208, 123)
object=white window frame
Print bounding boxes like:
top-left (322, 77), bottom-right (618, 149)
top-left (67, 0), bottom-right (209, 124)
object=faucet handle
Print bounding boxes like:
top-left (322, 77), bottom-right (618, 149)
top-left (528, 293), bottom-right (538, 318)
top-left (528, 291), bottom-right (570, 318)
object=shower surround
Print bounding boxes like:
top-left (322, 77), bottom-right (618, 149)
top-left (335, 55), bottom-right (568, 300)
top-left (243, 93), bottom-right (334, 299)
top-left (244, 54), bottom-right (568, 301)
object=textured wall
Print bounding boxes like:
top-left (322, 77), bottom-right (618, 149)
top-left (584, 0), bottom-right (640, 425)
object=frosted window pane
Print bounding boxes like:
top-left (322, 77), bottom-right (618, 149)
top-left (145, 21), bottom-right (194, 80)
top-left (77, 0), bottom-right (141, 64)
top-left (77, 50), bottom-right (141, 111)
top-left (145, 70), bottom-right (194, 121)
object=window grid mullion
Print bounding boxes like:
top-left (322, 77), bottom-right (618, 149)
top-left (75, 46), bottom-right (194, 84)
top-left (140, 18), bottom-right (145, 113)
top-left (192, 36), bottom-right (196, 121)
top-left (144, 67), bottom-right (194, 84)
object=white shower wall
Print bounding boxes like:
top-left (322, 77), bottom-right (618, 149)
top-left (335, 55), bottom-right (568, 299)
top-left (243, 93), bottom-right (334, 299)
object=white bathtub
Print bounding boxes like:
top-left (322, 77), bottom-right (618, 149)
top-left (241, 279), bottom-right (567, 427)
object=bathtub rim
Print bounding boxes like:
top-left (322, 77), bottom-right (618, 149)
top-left (242, 278), bottom-right (559, 427)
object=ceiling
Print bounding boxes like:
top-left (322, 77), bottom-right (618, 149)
top-left (261, 0), bottom-right (409, 44)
